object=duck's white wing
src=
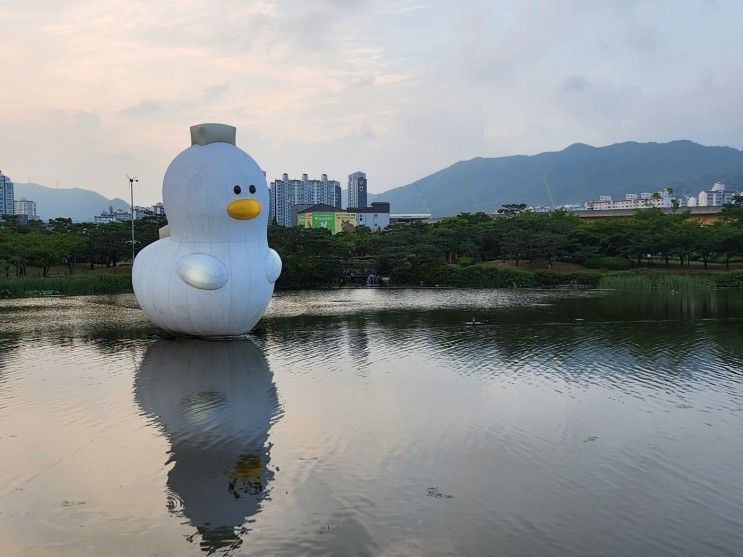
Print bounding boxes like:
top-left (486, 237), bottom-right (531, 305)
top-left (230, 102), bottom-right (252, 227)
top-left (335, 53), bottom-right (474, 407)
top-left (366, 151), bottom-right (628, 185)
top-left (266, 248), bottom-right (282, 283)
top-left (176, 253), bottom-right (229, 290)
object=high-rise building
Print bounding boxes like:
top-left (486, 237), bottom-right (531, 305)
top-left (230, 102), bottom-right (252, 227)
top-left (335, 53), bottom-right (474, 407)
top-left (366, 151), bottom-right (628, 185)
top-left (269, 173), bottom-right (342, 226)
top-left (14, 198), bottom-right (37, 219)
top-left (348, 171), bottom-right (367, 209)
top-left (0, 170), bottom-right (14, 215)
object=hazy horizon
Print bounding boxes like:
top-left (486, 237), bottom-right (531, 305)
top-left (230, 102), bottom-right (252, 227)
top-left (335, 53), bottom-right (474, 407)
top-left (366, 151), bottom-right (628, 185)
top-left (2, 0), bottom-right (743, 204)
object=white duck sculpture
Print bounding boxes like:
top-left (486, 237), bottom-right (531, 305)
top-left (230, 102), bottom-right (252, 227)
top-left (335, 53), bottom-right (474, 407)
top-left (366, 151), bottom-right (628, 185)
top-left (133, 123), bottom-right (282, 337)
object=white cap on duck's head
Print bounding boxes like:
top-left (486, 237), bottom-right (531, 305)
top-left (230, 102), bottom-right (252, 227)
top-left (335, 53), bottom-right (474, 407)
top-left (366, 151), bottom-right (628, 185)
top-left (190, 123), bottom-right (236, 146)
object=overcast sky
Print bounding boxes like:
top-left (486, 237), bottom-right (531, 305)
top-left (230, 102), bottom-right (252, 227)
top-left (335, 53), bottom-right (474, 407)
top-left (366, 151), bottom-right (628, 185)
top-left (1, 0), bottom-right (742, 204)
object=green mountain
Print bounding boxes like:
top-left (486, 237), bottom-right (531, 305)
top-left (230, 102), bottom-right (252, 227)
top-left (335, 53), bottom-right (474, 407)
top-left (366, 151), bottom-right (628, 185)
top-left (13, 183), bottom-right (129, 222)
top-left (373, 140), bottom-right (743, 216)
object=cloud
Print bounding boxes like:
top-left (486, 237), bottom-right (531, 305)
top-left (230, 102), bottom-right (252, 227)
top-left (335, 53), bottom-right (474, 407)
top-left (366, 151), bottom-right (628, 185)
top-left (343, 124), bottom-right (376, 141)
top-left (120, 100), bottom-right (167, 118)
top-left (563, 76), bottom-right (592, 93)
top-left (0, 0), bottom-right (742, 204)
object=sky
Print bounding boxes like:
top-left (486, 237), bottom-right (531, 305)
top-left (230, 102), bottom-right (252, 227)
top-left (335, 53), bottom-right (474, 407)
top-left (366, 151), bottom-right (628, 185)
top-left (1, 0), bottom-right (742, 204)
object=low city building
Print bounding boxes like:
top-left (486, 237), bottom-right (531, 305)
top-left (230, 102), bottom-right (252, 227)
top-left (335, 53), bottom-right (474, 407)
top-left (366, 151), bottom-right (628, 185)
top-left (297, 204), bottom-right (357, 234)
top-left (347, 202), bottom-right (390, 231)
top-left (694, 182), bottom-right (738, 207)
top-left (296, 202), bottom-right (391, 234)
top-left (572, 205), bottom-right (724, 225)
top-left (559, 204), bottom-right (585, 211)
top-left (587, 190), bottom-right (673, 210)
top-left (289, 203), bottom-right (313, 228)
top-left (93, 204), bottom-right (162, 223)
top-left (389, 213), bottom-right (434, 225)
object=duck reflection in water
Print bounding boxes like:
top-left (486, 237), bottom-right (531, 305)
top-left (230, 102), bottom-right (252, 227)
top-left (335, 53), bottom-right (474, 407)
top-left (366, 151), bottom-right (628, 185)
top-left (134, 339), bottom-right (282, 554)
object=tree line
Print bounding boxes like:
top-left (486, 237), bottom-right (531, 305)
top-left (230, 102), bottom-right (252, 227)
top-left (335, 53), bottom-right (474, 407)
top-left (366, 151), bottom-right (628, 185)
top-left (269, 202), bottom-right (743, 288)
top-left (0, 202), bottom-right (741, 288)
top-left (0, 215), bottom-right (165, 277)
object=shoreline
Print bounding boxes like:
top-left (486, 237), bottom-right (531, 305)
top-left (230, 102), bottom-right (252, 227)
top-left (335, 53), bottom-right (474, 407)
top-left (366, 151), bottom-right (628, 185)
top-left (0, 268), bottom-right (741, 300)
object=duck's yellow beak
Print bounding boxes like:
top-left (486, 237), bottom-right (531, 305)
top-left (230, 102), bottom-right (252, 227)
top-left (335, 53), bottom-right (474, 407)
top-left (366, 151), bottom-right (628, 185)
top-left (227, 199), bottom-right (261, 220)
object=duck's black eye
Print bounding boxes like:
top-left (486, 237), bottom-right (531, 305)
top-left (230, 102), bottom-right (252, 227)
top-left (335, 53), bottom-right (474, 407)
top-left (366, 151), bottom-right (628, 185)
top-left (249, 184), bottom-right (256, 194)
top-left (233, 185), bottom-right (241, 194)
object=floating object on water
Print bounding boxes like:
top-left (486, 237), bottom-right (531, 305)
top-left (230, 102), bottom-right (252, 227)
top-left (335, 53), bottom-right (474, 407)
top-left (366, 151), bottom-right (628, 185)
top-left (133, 123), bottom-right (282, 337)
top-left (465, 317), bottom-right (484, 326)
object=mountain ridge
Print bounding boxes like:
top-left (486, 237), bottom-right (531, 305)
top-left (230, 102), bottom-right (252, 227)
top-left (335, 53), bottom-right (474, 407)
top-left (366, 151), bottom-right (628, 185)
top-left (370, 140), bottom-right (743, 216)
top-left (9, 140), bottom-right (743, 220)
top-left (13, 183), bottom-right (129, 222)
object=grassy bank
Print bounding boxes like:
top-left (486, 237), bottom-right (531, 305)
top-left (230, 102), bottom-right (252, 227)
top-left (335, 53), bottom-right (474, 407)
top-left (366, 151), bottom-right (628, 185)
top-left (0, 268), bottom-right (741, 299)
top-left (0, 274), bottom-right (132, 299)
top-left (389, 265), bottom-right (743, 291)
top-left (596, 272), bottom-right (719, 291)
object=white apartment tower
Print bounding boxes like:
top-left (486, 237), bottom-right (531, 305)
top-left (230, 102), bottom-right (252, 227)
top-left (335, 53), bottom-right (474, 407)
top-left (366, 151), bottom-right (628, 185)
top-left (348, 171), bottom-right (367, 209)
top-left (14, 198), bottom-right (37, 219)
top-left (269, 173), bottom-right (342, 226)
top-left (0, 170), bottom-right (14, 215)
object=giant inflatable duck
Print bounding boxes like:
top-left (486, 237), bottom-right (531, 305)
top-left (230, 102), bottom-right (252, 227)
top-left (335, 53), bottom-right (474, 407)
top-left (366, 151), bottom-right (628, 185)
top-left (133, 123), bottom-right (282, 337)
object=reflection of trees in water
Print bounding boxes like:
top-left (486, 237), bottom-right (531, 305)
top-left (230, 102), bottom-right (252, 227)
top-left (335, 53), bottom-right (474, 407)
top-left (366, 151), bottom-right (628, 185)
top-left (0, 336), bottom-right (20, 386)
top-left (134, 340), bottom-right (282, 554)
top-left (346, 316), bottom-right (370, 366)
top-left (88, 337), bottom-right (150, 363)
top-left (263, 291), bottom-right (743, 391)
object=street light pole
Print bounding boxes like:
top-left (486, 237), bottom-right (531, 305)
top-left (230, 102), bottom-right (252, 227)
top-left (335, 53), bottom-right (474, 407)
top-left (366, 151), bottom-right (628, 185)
top-left (127, 175), bottom-right (139, 264)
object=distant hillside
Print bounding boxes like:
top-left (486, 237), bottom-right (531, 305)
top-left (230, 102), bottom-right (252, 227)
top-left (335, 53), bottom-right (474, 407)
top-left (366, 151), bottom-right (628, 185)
top-left (373, 140), bottom-right (743, 216)
top-left (13, 183), bottom-right (129, 221)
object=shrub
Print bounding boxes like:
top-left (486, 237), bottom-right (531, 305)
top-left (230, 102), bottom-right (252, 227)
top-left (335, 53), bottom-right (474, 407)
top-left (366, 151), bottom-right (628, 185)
top-left (584, 256), bottom-right (634, 270)
top-left (599, 271), bottom-right (716, 291)
top-left (716, 270), bottom-right (743, 288)
top-left (275, 255), bottom-right (343, 289)
top-left (535, 270), bottom-right (603, 287)
top-left (0, 274), bottom-right (132, 298)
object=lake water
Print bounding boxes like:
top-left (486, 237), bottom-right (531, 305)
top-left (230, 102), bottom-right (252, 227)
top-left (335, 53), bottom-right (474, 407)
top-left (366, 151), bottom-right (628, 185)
top-left (0, 289), bottom-right (742, 556)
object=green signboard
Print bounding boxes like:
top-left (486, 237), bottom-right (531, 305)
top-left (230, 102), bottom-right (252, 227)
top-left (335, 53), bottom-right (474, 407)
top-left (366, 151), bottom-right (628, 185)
top-left (312, 212), bottom-right (336, 233)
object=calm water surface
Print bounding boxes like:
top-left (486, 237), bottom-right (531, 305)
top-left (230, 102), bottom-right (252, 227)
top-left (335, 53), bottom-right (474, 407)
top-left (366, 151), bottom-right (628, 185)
top-left (0, 289), bottom-right (742, 556)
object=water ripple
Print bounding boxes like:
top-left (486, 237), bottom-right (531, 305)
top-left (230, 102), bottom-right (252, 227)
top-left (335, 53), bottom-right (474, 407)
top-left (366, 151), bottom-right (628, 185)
top-left (0, 289), bottom-right (742, 556)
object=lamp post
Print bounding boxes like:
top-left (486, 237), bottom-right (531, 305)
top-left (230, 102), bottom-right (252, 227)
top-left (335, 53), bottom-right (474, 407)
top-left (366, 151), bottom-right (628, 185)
top-left (127, 175), bottom-right (139, 264)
